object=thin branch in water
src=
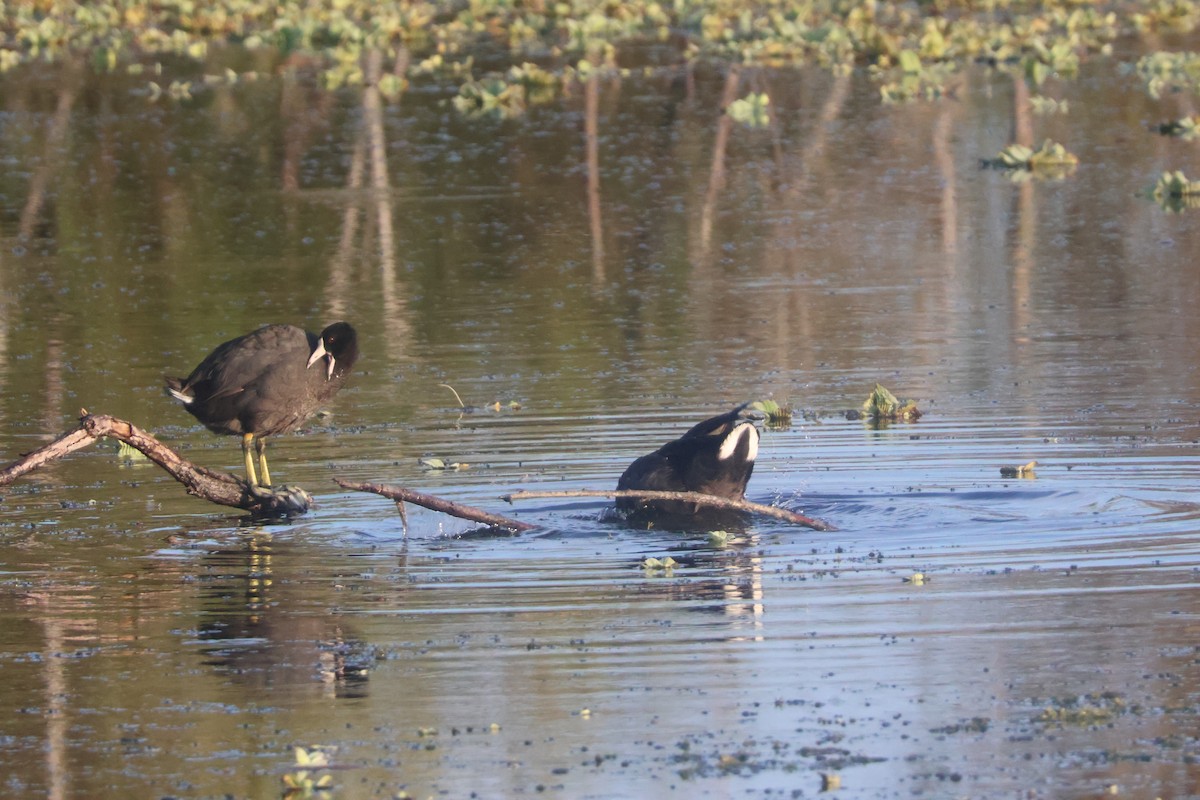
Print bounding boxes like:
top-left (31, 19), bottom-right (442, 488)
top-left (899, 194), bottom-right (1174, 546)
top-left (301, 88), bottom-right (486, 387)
top-left (335, 479), bottom-right (536, 532)
top-left (438, 383), bottom-right (466, 409)
top-left (501, 489), bottom-right (835, 531)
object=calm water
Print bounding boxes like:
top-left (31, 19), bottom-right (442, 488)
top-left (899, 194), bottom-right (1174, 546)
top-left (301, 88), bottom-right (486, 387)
top-left (3, 47), bottom-right (1200, 799)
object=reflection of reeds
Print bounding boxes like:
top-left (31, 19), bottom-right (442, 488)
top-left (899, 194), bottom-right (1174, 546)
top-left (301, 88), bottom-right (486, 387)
top-left (585, 72), bottom-right (605, 283)
top-left (325, 48), bottom-right (412, 359)
top-left (41, 613), bottom-right (69, 800)
top-left (19, 62), bottom-right (78, 241)
top-left (696, 66), bottom-right (741, 266)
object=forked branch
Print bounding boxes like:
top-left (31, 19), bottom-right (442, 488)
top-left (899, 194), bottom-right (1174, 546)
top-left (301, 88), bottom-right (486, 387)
top-left (1, 415), bottom-right (836, 532)
top-left (0, 413), bottom-right (311, 517)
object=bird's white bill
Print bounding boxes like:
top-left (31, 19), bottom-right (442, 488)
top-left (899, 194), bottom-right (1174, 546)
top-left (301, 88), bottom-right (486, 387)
top-left (306, 339), bottom-right (335, 379)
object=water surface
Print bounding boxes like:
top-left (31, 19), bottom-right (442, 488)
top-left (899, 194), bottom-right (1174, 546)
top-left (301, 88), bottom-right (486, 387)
top-left (2, 50), bottom-right (1200, 798)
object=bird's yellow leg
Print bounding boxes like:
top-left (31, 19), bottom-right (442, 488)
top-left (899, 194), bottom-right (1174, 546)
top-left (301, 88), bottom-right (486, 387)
top-left (242, 433), bottom-right (260, 486)
top-left (255, 437), bottom-right (272, 487)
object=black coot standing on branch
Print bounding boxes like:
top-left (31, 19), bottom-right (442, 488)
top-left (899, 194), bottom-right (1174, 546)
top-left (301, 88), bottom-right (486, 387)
top-left (165, 322), bottom-right (359, 487)
top-left (617, 404), bottom-right (761, 518)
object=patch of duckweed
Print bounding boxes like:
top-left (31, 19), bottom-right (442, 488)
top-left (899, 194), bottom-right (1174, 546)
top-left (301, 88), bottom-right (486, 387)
top-left (672, 733), bottom-right (884, 781)
top-left (1030, 94), bottom-right (1070, 115)
top-left (1036, 691), bottom-right (1138, 727)
top-left (1134, 50), bottom-right (1200, 99)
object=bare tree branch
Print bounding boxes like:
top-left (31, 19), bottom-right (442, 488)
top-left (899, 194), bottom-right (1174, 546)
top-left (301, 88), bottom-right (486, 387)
top-left (1, 415), bottom-right (837, 533)
top-left (334, 479), bottom-right (536, 532)
top-left (0, 413), bottom-right (311, 517)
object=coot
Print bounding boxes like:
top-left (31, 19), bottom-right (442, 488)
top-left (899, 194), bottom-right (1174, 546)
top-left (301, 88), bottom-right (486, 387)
top-left (165, 322), bottom-right (358, 486)
top-left (617, 404), bottom-right (760, 517)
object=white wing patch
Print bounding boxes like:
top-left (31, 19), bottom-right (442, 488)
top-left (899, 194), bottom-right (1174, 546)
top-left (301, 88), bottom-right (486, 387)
top-left (717, 423), bottom-right (759, 462)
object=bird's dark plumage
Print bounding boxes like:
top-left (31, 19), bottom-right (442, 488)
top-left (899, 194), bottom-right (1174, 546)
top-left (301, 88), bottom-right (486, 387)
top-left (165, 322), bottom-right (358, 486)
top-left (617, 404), bottom-right (760, 517)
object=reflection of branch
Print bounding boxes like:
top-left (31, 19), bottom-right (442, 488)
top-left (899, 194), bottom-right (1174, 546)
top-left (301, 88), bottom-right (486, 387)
top-left (335, 479), bottom-right (536, 532)
top-left (19, 68), bottom-right (78, 240)
top-left (0, 414), bottom-right (312, 516)
top-left (796, 71), bottom-right (850, 182)
top-left (325, 126), bottom-right (365, 318)
top-left (585, 72), bottom-right (605, 281)
top-left (932, 101), bottom-right (959, 257)
top-left (1012, 73), bottom-right (1033, 147)
top-left (697, 66), bottom-right (741, 263)
top-left (502, 489), bottom-right (835, 530)
top-left (364, 48), bottom-right (412, 356)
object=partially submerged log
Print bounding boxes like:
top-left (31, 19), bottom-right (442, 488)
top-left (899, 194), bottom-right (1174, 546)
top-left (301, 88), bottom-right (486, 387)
top-left (0, 413), bottom-right (311, 517)
top-left (501, 489), bottom-right (836, 531)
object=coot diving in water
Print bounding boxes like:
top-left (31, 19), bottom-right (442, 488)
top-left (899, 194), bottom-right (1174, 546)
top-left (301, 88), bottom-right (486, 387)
top-left (616, 404), bottom-right (760, 518)
top-left (165, 322), bottom-right (358, 486)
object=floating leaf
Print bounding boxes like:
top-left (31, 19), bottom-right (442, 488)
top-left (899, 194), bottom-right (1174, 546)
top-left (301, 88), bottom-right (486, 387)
top-left (707, 530), bottom-right (730, 547)
top-left (294, 747), bottom-right (330, 768)
top-left (642, 556), bottom-right (677, 576)
top-left (727, 92), bottom-right (771, 128)
top-left (116, 441), bottom-right (148, 462)
top-left (1154, 169), bottom-right (1200, 198)
top-left (860, 383), bottom-right (922, 423)
top-left (897, 49), bottom-right (922, 74)
top-left (1030, 95), bottom-right (1069, 115)
top-left (751, 399), bottom-right (793, 426)
top-left (984, 140), bottom-right (1077, 180)
top-left (1156, 116), bottom-right (1200, 140)
top-left (419, 457), bottom-right (468, 471)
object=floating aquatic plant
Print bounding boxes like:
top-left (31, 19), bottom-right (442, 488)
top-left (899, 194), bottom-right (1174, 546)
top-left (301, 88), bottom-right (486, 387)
top-left (1152, 170), bottom-right (1200, 211)
top-left (1132, 0), bottom-right (1200, 33)
top-left (860, 383), bottom-right (922, 423)
top-left (1154, 169), bottom-right (1200, 197)
top-left (878, 49), bottom-right (958, 103)
top-left (642, 556), bottom-right (677, 576)
top-left (1030, 95), bottom-right (1069, 115)
top-left (750, 399), bottom-right (793, 426)
top-left (1133, 50), bottom-right (1200, 99)
top-left (283, 747), bottom-right (334, 797)
top-left (1036, 692), bottom-right (1133, 726)
top-left (727, 92), bottom-right (770, 128)
top-left (1156, 116), bottom-right (1200, 139)
top-left (419, 457), bottom-right (469, 471)
top-left (453, 74), bottom-right (527, 118)
top-left (984, 139), bottom-right (1078, 179)
top-left (116, 441), bottom-right (149, 463)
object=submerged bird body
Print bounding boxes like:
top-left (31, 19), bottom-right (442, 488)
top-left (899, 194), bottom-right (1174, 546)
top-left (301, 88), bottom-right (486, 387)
top-left (617, 404), bottom-right (760, 518)
top-left (166, 322), bottom-right (358, 486)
